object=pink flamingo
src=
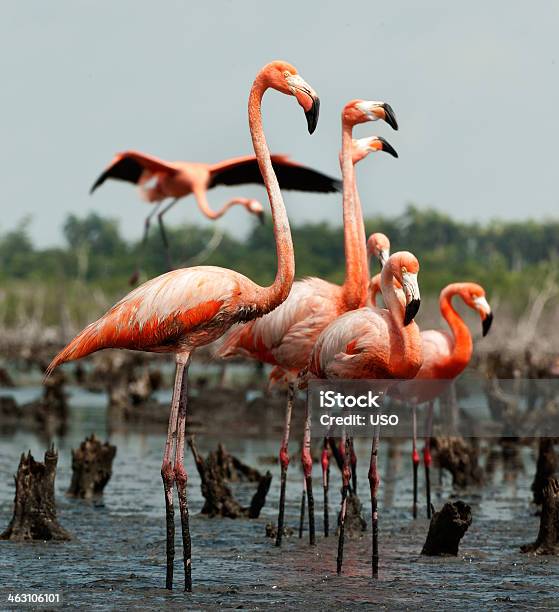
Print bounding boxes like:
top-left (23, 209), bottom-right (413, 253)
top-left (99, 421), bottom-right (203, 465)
top-left (46, 60), bottom-right (320, 592)
top-left (218, 104), bottom-right (399, 546)
top-left (401, 282), bottom-right (493, 517)
top-left (91, 149), bottom-right (341, 276)
top-left (307, 251), bottom-right (423, 577)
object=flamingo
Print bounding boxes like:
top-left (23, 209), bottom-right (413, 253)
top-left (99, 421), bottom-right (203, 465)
top-left (46, 60), bottom-right (321, 592)
top-left (307, 251), bottom-right (423, 577)
top-left (218, 103), bottom-right (399, 546)
top-left (400, 282), bottom-right (493, 517)
top-left (91, 149), bottom-right (341, 277)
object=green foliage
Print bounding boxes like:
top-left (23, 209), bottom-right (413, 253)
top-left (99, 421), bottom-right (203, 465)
top-left (1, 206), bottom-right (558, 325)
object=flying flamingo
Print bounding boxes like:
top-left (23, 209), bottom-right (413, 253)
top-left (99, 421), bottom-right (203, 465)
top-left (307, 251), bottom-right (423, 578)
top-left (399, 282), bottom-right (493, 517)
top-left (46, 60), bottom-right (321, 592)
top-left (91, 149), bottom-right (341, 278)
top-left (218, 103), bottom-right (399, 547)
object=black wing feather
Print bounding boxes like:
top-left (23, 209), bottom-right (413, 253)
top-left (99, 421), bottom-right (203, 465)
top-left (90, 158), bottom-right (146, 194)
top-left (209, 158), bottom-right (341, 193)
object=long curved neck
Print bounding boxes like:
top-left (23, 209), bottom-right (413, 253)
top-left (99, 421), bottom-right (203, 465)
top-left (440, 287), bottom-right (473, 365)
top-left (340, 123), bottom-right (368, 310)
top-left (193, 190), bottom-right (249, 220)
top-left (380, 263), bottom-right (405, 326)
top-left (248, 76), bottom-right (294, 313)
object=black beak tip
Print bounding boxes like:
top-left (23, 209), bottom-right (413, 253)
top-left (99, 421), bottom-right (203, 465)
top-left (404, 298), bottom-right (421, 326)
top-left (482, 312), bottom-right (494, 337)
top-left (378, 137), bottom-right (398, 158)
top-left (305, 97), bottom-right (320, 134)
top-left (257, 212), bottom-right (265, 226)
top-left (383, 103), bottom-right (399, 131)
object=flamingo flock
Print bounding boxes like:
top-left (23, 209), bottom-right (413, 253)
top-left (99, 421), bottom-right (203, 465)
top-left (47, 59), bottom-right (494, 592)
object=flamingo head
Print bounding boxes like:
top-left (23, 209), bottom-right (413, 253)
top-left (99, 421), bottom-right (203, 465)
top-left (367, 232), bottom-right (391, 267)
top-left (459, 283), bottom-right (493, 336)
top-left (350, 136), bottom-right (398, 164)
top-left (343, 100), bottom-right (399, 130)
top-left (264, 61), bottom-right (320, 133)
top-left (388, 251), bottom-right (421, 325)
top-left (247, 199), bottom-right (265, 224)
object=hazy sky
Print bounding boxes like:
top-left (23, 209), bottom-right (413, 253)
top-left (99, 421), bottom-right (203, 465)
top-left (2, 1), bottom-right (558, 247)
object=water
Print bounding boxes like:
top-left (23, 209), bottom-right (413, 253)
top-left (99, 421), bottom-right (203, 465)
top-left (0, 386), bottom-right (557, 610)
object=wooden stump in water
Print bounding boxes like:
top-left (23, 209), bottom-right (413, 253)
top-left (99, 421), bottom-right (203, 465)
top-left (521, 477), bottom-right (559, 555)
top-left (421, 501), bottom-right (472, 556)
top-left (0, 445), bottom-right (71, 541)
top-left (432, 436), bottom-right (483, 488)
top-left (531, 438), bottom-right (557, 506)
top-left (67, 435), bottom-right (117, 499)
top-left (188, 436), bottom-right (272, 519)
top-left (336, 492), bottom-right (367, 536)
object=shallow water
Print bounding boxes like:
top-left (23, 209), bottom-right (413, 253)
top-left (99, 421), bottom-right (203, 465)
top-left (0, 386), bottom-right (557, 610)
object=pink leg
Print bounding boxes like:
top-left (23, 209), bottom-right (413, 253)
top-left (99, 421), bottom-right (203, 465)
top-left (321, 437), bottom-right (330, 537)
top-left (423, 401), bottom-right (434, 519)
top-left (336, 432), bottom-right (351, 574)
top-left (302, 396), bottom-right (315, 545)
top-left (173, 352), bottom-right (192, 592)
top-left (161, 353), bottom-right (189, 590)
top-left (369, 422), bottom-right (381, 578)
top-left (412, 404), bottom-right (419, 519)
top-left (276, 382), bottom-right (294, 546)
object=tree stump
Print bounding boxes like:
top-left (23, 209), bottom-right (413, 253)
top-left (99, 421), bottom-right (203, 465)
top-left (337, 492), bottom-right (367, 536)
top-left (421, 501), bottom-right (472, 556)
top-left (521, 477), bottom-right (559, 555)
top-left (67, 435), bottom-right (117, 499)
top-left (1, 446), bottom-right (71, 541)
top-left (188, 437), bottom-right (271, 518)
top-left (432, 436), bottom-right (483, 488)
top-left (531, 438), bottom-right (557, 506)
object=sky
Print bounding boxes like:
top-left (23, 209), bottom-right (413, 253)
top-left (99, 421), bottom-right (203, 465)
top-left (1, 1), bottom-right (558, 247)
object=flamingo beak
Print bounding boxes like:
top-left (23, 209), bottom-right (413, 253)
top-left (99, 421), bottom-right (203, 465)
top-left (378, 249), bottom-right (390, 267)
top-left (474, 296), bottom-right (493, 336)
top-left (374, 103), bottom-right (399, 131)
top-left (374, 137), bottom-right (398, 158)
top-left (288, 74), bottom-right (320, 134)
top-left (402, 272), bottom-right (421, 325)
top-left (482, 312), bottom-right (494, 337)
top-left (257, 210), bottom-right (265, 225)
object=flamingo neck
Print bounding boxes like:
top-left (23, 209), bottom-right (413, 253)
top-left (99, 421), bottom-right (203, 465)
top-left (248, 76), bottom-right (294, 313)
top-left (340, 123), bottom-right (368, 310)
top-left (381, 264), bottom-right (404, 326)
top-left (194, 190), bottom-right (250, 220)
top-left (439, 287), bottom-right (473, 368)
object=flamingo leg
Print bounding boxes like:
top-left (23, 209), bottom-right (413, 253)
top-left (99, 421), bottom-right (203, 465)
top-left (423, 400), bottom-right (434, 519)
top-left (157, 198), bottom-right (179, 270)
top-left (321, 436), bottom-right (330, 537)
top-left (336, 432), bottom-right (351, 574)
top-left (302, 395), bottom-right (315, 545)
top-left (369, 419), bottom-right (381, 579)
top-left (172, 352), bottom-right (192, 592)
top-left (276, 382), bottom-right (294, 547)
top-left (412, 403), bottom-right (419, 519)
top-left (298, 478), bottom-right (306, 539)
top-left (161, 353), bottom-right (189, 589)
top-left (130, 201), bottom-right (163, 285)
top-left (350, 436), bottom-right (357, 494)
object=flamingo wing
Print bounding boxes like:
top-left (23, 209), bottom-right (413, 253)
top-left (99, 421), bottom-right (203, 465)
top-left (209, 155), bottom-right (342, 193)
top-left (90, 150), bottom-right (178, 194)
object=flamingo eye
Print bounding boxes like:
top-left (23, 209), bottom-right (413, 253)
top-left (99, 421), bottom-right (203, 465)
top-left (283, 70), bottom-right (290, 78)
top-left (401, 266), bottom-right (407, 274)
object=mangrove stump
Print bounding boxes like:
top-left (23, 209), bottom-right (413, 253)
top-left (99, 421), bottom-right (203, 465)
top-left (1, 445), bottom-right (71, 541)
top-left (421, 501), bottom-right (472, 556)
top-left (67, 434), bottom-right (117, 499)
top-left (531, 438), bottom-right (557, 506)
top-left (432, 436), bottom-right (483, 488)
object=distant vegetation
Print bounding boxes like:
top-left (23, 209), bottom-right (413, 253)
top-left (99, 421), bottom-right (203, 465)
top-left (1, 206), bottom-right (558, 328)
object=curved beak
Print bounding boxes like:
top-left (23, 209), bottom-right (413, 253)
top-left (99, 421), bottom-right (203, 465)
top-left (378, 249), bottom-right (390, 267)
top-left (288, 74), bottom-right (320, 134)
top-left (257, 210), bottom-right (265, 225)
top-left (482, 312), bottom-right (494, 337)
top-left (375, 103), bottom-right (399, 131)
top-left (375, 137), bottom-right (398, 158)
top-left (474, 296), bottom-right (493, 337)
top-left (402, 272), bottom-right (421, 326)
